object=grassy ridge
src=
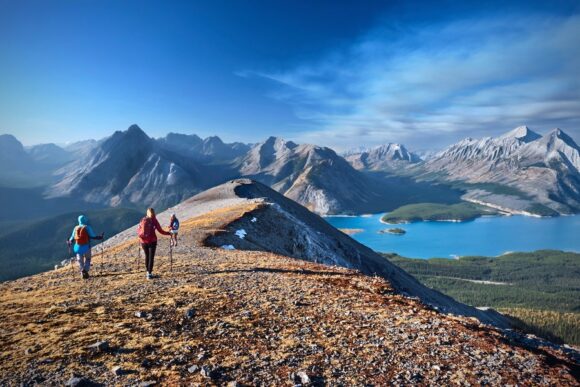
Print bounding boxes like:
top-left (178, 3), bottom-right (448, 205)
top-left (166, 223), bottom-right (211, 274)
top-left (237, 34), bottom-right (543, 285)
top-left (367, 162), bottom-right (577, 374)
top-left (0, 208), bottom-right (142, 281)
top-left (381, 202), bottom-right (497, 223)
top-left (384, 250), bottom-right (580, 344)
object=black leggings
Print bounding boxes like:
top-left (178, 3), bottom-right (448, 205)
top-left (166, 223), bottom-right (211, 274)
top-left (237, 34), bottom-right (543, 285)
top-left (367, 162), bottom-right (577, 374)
top-left (141, 242), bottom-right (157, 273)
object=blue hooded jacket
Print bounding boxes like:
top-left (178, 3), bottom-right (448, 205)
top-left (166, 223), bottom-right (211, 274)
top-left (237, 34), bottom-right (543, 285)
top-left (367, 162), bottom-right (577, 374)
top-left (69, 215), bottom-right (98, 255)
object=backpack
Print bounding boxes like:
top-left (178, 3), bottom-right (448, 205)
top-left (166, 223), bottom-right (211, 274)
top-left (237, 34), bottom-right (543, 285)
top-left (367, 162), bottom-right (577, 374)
top-left (171, 218), bottom-right (180, 231)
top-left (74, 226), bottom-right (89, 245)
top-left (138, 217), bottom-right (155, 240)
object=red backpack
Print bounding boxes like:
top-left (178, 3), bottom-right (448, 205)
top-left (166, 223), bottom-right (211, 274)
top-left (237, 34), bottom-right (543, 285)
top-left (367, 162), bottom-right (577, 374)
top-left (138, 217), bottom-right (155, 240)
top-left (74, 226), bottom-right (90, 245)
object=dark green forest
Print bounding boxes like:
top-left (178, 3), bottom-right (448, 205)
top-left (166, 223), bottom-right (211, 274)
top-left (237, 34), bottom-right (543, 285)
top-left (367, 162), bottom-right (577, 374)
top-left (385, 250), bottom-right (580, 345)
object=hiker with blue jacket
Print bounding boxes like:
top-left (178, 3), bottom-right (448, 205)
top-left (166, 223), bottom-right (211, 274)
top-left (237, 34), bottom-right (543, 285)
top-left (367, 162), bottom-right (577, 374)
top-left (68, 215), bottom-right (104, 279)
top-left (168, 213), bottom-right (180, 247)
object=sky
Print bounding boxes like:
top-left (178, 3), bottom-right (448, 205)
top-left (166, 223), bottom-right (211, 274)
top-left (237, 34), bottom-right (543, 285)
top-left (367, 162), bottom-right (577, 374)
top-left (1, 0), bottom-right (579, 151)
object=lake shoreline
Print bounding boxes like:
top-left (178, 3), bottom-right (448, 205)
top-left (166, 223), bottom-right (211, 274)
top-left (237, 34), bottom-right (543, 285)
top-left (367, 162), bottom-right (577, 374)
top-left (325, 213), bottom-right (580, 259)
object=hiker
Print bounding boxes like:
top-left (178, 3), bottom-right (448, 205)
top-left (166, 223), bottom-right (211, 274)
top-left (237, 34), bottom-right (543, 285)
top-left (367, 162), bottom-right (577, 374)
top-left (68, 215), bottom-right (104, 279)
top-left (138, 208), bottom-right (171, 280)
top-left (169, 213), bottom-right (180, 247)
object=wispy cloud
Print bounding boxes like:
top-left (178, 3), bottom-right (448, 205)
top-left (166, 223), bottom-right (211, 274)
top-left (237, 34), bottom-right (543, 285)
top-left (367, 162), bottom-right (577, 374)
top-left (241, 14), bottom-right (580, 150)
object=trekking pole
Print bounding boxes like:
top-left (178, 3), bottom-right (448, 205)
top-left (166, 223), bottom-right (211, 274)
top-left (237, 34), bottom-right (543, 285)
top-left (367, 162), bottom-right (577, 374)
top-left (99, 234), bottom-right (105, 276)
top-left (136, 240), bottom-right (140, 272)
top-left (67, 241), bottom-right (74, 279)
top-left (170, 239), bottom-right (173, 273)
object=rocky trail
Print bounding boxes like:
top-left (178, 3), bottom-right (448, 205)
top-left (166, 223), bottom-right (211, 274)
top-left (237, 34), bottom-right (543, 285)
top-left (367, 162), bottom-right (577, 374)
top-left (1, 183), bottom-right (579, 386)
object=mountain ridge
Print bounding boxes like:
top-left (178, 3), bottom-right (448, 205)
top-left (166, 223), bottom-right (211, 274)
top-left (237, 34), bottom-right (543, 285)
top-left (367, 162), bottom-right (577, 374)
top-left (3, 124), bottom-right (579, 216)
top-left (417, 126), bottom-right (580, 215)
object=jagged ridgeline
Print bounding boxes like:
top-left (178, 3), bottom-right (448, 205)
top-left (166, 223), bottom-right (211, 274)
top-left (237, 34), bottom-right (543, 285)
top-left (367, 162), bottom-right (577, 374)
top-left (0, 179), bottom-right (578, 385)
top-left (2, 124), bottom-right (579, 218)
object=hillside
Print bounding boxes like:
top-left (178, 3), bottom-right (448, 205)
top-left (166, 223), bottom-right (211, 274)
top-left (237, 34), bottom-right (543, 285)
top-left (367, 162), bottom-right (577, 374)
top-left (416, 127), bottom-right (580, 215)
top-left (0, 208), bottom-right (142, 281)
top-left (0, 180), bottom-right (578, 385)
top-left (387, 250), bottom-right (580, 345)
top-left (236, 137), bottom-right (390, 214)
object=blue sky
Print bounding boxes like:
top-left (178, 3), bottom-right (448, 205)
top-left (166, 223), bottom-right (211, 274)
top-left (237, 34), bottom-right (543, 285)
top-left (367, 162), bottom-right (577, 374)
top-left (1, 0), bottom-right (579, 150)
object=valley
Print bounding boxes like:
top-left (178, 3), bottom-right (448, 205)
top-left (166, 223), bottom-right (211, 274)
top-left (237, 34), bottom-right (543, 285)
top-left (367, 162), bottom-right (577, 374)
top-left (386, 250), bottom-right (580, 345)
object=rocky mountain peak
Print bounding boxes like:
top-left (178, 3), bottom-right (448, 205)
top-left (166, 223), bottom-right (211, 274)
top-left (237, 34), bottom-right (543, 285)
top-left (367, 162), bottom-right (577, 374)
top-left (0, 133), bottom-right (23, 148)
top-left (127, 123), bottom-right (143, 132)
top-left (164, 132), bottom-right (203, 144)
top-left (499, 126), bottom-right (541, 143)
top-left (109, 125), bottom-right (152, 148)
top-left (371, 143), bottom-right (420, 162)
top-left (0, 134), bottom-right (36, 166)
top-left (344, 142), bottom-right (420, 171)
top-left (546, 128), bottom-right (579, 150)
top-left (262, 136), bottom-right (297, 151)
top-left (203, 135), bottom-right (225, 146)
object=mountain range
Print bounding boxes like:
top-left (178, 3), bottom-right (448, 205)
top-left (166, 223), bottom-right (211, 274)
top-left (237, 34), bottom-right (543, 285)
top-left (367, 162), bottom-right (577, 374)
top-left (1, 124), bottom-right (579, 216)
top-left (413, 126), bottom-right (580, 215)
top-left (38, 126), bottom-right (389, 213)
top-left (344, 143), bottom-right (421, 171)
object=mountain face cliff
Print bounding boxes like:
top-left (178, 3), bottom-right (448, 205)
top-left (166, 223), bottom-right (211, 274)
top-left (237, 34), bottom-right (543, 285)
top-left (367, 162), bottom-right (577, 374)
top-left (9, 124), bottom-right (580, 216)
top-left (157, 133), bottom-right (250, 163)
top-left (1, 179), bottom-right (577, 385)
top-left (46, 128), bottom-right (391, 215)
top-left (417, 126), bottom-right (580, 215)
top-left (26, 143), bottom-right (73, 167)
top-left (46, 125), bottom-right (209, 209)
top-left (237, 137), bottom-right (388, 214)
top-left (345, 143), bottom-right (421, 171)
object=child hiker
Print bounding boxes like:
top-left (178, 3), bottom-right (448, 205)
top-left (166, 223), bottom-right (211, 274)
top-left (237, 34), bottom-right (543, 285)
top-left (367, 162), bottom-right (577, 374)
top-left (138, 208), bottom-right (171, 280)
top-left (68, 215), bottom-right (104, 279)
top-left (169, 213), bottom-right (180, 247)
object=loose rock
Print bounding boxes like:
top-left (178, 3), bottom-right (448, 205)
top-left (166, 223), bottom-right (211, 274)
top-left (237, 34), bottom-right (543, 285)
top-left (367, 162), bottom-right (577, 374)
top-left (184, 308), bottom-right (195, 319)
top-left (111, 366), bottom-right (125, 376)
top-left (64, 376), bottom-right (90, 386)
top-left (290, 371), bottom-right (311, 385)
top-left (200, 365), bottom-right (213, 379)
top-left (87, 340), bottom-right (109, 353)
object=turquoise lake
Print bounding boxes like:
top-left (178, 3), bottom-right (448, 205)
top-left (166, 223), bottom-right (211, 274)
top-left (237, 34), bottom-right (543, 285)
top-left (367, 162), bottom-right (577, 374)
top-left (325, 214), bottom-right (580, 259)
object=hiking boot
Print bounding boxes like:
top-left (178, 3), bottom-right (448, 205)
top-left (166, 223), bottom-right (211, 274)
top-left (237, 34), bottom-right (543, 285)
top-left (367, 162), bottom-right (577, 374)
top-left (81, 270), bottom-right (89, 279)
top-left (146, 272), bottom-right (152, 280)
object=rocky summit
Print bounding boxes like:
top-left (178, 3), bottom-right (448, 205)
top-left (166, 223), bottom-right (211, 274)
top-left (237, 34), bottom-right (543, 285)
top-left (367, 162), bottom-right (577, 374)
top-left (0, 180), bottom-right (578, 386)
top-left (417, 126), bottom-right (580, 215)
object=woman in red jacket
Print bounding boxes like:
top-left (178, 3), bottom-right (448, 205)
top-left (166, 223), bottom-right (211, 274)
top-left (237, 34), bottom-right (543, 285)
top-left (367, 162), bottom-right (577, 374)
top-left (138, 208), bottom-right (171, 280)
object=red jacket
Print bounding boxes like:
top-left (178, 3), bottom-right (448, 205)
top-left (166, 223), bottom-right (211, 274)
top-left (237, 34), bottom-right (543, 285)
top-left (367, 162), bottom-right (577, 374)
top-left (138, 216), bottom-right (170, 244)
